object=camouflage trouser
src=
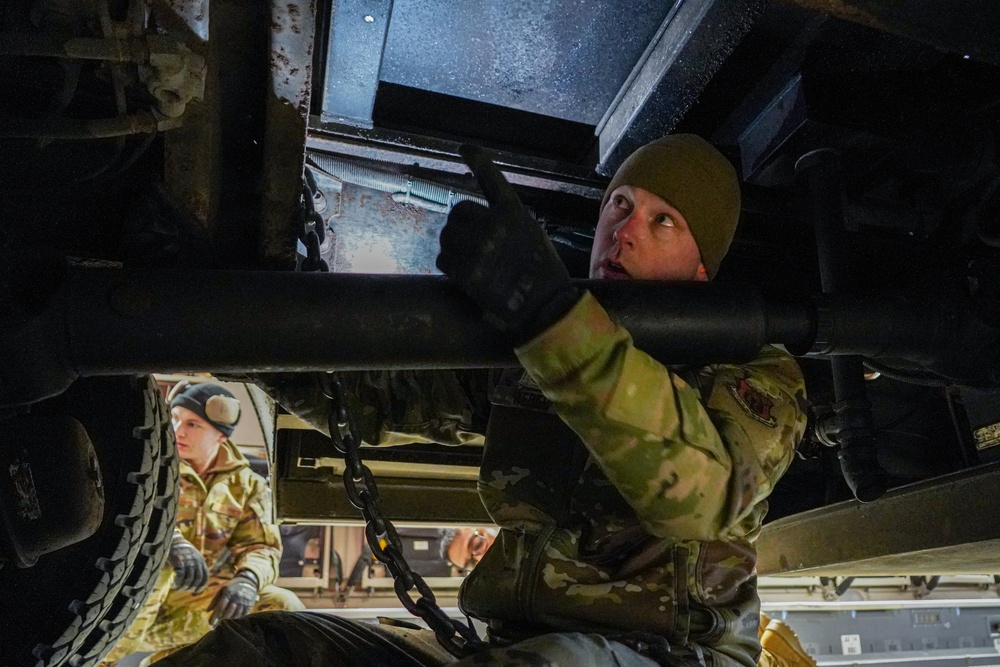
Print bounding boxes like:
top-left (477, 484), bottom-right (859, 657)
top-left (102, 570), bottom-right (305, 665)
top-left (152, 611), bottom-right (679, 666)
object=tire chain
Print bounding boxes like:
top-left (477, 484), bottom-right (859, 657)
top-left (321, 375), bottom-right (489, 659)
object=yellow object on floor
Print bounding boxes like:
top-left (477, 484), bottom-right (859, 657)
top-left (758, 612), bottom-right (818, 667)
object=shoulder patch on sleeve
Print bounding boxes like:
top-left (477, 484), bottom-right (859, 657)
top-left (729, 379), bottom-right (777, 428)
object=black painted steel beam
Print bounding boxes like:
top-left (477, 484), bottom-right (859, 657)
top-left (62, 270), bottom-right (809, 373)
top-left (320, 0), bottom-right (393, 128)
top-left (2, 268), bottom-right (998, 407)
top-left (779, 0), bottom-right (1000, 67)
top-left (596, 0), bottom-right (766, 175)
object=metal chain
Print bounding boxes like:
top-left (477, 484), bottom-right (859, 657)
top-left (320, 374), bottom-right (490, 658)
top-left (297, 164), bottom-right (487, 656)
top-left (297, 167), bottom-right (329, 272)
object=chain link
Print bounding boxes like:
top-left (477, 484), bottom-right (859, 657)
top-left (292, 166), bottom-right (486, 656)
top-left (320, 374), bottom-right (489, 658)
top-left (297, 167), bottom-right (329, 272)
top-left (294, 176), bottom-right (681, 663)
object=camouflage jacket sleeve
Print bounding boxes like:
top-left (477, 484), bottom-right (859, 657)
top-left (248, 371), bottom-right (490, 446)
top-left (515, 291), bottom-right (807, 542)
top-left (228, 473), bottom-right (283, 588)
top-left (338, 370), bottom-right (491, 447)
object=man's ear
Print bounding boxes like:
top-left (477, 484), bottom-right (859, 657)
top-left (695, 263), bottom-right (709, 282)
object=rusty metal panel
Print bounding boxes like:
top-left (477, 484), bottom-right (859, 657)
top-left (157, 0), bottom-right (217, 232)
top-left (314, 173), bottom-right (445, 275)
top-left (758, 463), bottom-right (1000, 576)
top-left (156, 0), bottom-right (277, 264)
top-left (261, 0), bottom-right (317, 264)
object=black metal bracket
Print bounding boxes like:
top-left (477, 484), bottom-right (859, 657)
top-left (797, 148), bottom-right (889, 502)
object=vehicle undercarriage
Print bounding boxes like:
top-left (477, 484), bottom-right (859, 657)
top-left (2, 0), bottom-right (1000, 664)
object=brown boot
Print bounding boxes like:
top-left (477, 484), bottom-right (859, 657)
top-left (758, 613), bottom-right (818, 667)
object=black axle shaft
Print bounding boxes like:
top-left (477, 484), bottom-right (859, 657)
top-left (0, 268), bottom-right (996, 407)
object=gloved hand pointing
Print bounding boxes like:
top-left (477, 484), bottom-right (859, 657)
top-left (208, 570), bottom-right (260, 626)
top-left (167, 535), bottom-right (210, 593)
top-left (437, 145), bottom-right (581, 345)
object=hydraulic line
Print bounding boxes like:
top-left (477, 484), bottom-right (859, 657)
top-left (797, 149), bottom-right (889, 502)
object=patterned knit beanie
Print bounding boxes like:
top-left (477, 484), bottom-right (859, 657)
top-left (168, 382), bottom-right (241, 437)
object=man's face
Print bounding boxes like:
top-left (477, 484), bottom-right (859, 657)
top-left (590, 185), bottom-right (706, 282)
top-left (171, 406), bottom-right (226, 464)
top-left (447, 528), bottom-right (496, 571)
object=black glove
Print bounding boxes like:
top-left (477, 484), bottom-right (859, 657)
top-left (208, 570), bottom-right (259, 626)
top-left (168, 536), bottom-right (210, 593)
top-left (437, 145), bottom-right (581, 345)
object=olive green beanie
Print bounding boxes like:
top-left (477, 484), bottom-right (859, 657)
top-left (601, 134), bottom-right (741, 279)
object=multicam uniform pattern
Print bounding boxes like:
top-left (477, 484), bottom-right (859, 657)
top-left (459, 293), bottom-right (807, 666)
top-left (158, 292), bottom-right (806, 667)
top-left (102, 441), bottom-right (301, 665)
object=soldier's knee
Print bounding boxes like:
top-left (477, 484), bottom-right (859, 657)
top-left (255, 585), bottom-right (306, 612)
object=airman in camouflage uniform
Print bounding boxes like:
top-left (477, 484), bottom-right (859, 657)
top-left (157, 136), bottom-right (807, 667)
top-left (102, 384), bottom-right (304, 665)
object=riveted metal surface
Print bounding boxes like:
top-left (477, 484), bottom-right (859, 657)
top-left (321, 0), bottom-right (393, 127)
top-left (379, 0), bottom-right (674, 125)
